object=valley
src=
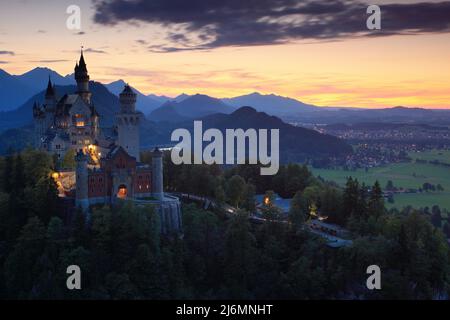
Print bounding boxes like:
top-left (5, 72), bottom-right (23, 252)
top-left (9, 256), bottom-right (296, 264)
top-left (311, 149), bottom-right (450, 211)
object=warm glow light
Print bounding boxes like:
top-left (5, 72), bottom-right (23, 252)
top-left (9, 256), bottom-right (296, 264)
top-left (264, 197), bottom-right (270, 206)
top-left (51, 172), bottom-right (59, 180)
top-left (117, 186), bottom-right (127, 199)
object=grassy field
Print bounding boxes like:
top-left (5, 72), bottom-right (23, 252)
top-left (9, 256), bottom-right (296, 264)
top-left (311, 150), bottom-right (450, 211)
top-left (408, 149), bottom-right (450, 164)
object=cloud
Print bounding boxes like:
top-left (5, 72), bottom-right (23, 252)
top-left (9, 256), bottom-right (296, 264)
top-left (74, 31), bottom-right (86, 35)
top-left (29, 59), bottom-right (70, 63)
top-left (93, 0), bottom-right (450, 51)
top-left (0, 61), bottom-right (9, 64)
top-left (37, 30), bottom-right (47, 34)
top-left (0, 51), bottom-right (15, 56)
top-left (135, 39), bottom-right (148, 45)
top-left (84, 48), bottom-right (108, 54)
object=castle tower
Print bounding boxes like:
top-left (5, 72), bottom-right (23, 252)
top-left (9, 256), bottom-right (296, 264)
top-left (44, 77), bottom-right (57, 130)
top-left (74, 50), bottom-right (91, 104)
top-left (152, 147), bottom-right (164, 201)
top-left (33, 102), bottom-right (46, 149)
top-left (116, 84), bottom-right (141, 161)
top-left (75, 150), bottom-right (89, 212)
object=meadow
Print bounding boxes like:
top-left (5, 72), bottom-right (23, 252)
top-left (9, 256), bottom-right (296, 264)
top-left (311, 150), bottom-right (450, 211)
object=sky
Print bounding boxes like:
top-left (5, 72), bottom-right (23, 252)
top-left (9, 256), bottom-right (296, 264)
top-left (0, 0), bottom-right (450, 109)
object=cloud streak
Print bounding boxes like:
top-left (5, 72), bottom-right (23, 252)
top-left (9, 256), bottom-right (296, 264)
top-left (29, 59), bottom-right (70, 63)
top-left (92, 0), bottom-right (450, 51)
top-left (0, 51), bottom-right (15, 55)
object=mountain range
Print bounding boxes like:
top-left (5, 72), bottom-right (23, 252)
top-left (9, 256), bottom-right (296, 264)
top-left (104, 80), bottom-right (162, 113)
top-left (222, 92), bottom-right (317, 115)
top-left (149, 94), bottom-right (236, 122)
top-left (1, 66), bottom-right (450, 128)
top-left (0, 67), bottom-right (76, 112)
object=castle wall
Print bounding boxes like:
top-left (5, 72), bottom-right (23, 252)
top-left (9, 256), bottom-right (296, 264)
top-left (116, 114), bottom-right (141, 162)
top-left (88, 172), bottom-right (108, 198)
top-left (133, 170), bottom-right (152, 195)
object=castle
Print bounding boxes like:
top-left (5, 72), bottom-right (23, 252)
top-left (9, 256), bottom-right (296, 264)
top-left (33, 51), bottom-right (182, 234)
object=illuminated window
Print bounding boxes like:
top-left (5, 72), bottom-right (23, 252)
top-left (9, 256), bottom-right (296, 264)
top-left (117, 185), bottom-right (127, 199)
top-left (75, 114), bottom-right (85, 127)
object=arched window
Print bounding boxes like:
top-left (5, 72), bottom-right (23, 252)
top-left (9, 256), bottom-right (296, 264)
top-left (117, 185), bottom-right (127, 199)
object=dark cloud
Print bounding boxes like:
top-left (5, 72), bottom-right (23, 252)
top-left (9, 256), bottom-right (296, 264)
top-left (37, 30), bottom-right (47, 34)
top-left (74, 31), bottom-right (86, 35)
top-left (0, 61), bottom-right (9, 64)
top-left (92, 0), bottom-right (450, 51)
top-left (135, 39), bottom-right (148, 45)
top-left (0, 51), bottom-right (14, 55)
top-left (84, 48), bottom-right (108, 54)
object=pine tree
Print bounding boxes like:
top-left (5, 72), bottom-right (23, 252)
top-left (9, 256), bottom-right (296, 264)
top-left (226, 175), bottom-right (246, 208)
top-left (341, 177), bottom-right (359, 224)
top-left (289, 190), bottom-right (308, 228)
top-left (368, 181), bottom-right (385, 218)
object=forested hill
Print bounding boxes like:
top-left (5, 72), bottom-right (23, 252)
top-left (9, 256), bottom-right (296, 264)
top-left (141, 107), bottom-right (352, 163)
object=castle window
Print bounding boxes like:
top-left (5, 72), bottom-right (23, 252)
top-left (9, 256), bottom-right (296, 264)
top-left (74, 114), bottom-right (85, 127)
top-left (117, 185), bottom-right (127, 199)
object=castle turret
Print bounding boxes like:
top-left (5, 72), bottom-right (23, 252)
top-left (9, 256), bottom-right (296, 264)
top-left (116, 84), bottom-right (141, 161)
top-left (152, 147), bottom-right (164, 201)
top-left (33, 102), bottom-right (46, 149)
top-left (44, 77), bottom-right (57, 129)
top-left (45, 77), bottom-right (56, 99)
top-left (75, 149), bottom-right (89, 212)
top-left (74, 50), bottom-right (91, 103)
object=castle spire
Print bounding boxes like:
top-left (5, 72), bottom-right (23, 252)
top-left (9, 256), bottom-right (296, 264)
top-left (78, 47), bottom-right (87, 72)
top-left (74, 48), bottom-right (91, 102)
top-left (45, 76), bottom-right (55, 97)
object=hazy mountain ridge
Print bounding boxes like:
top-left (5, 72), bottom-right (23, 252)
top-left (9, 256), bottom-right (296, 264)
top-left (149, 94), bottom-right (236, 121)
top-left (2, 66), bottom-right (450, 128)
top-left (222, 92), bottom-right (318, 115)
top-left (105, 80), bottom-right (162, 113)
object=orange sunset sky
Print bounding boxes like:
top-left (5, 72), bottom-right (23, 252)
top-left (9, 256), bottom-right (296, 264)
top-left (0, 0), bottom-right (449, 109)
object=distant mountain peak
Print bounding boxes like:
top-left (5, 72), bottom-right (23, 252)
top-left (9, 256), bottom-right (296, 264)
top-left (232, 106), bottom-right (257, 115)
top-left (108, 79), bottom-right (126, 85)
top-left (19, 67), bottom-right (61, 77)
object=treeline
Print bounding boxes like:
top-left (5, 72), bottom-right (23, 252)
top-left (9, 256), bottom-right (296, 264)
top-left (0, 150), bottom-right (449, 299)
